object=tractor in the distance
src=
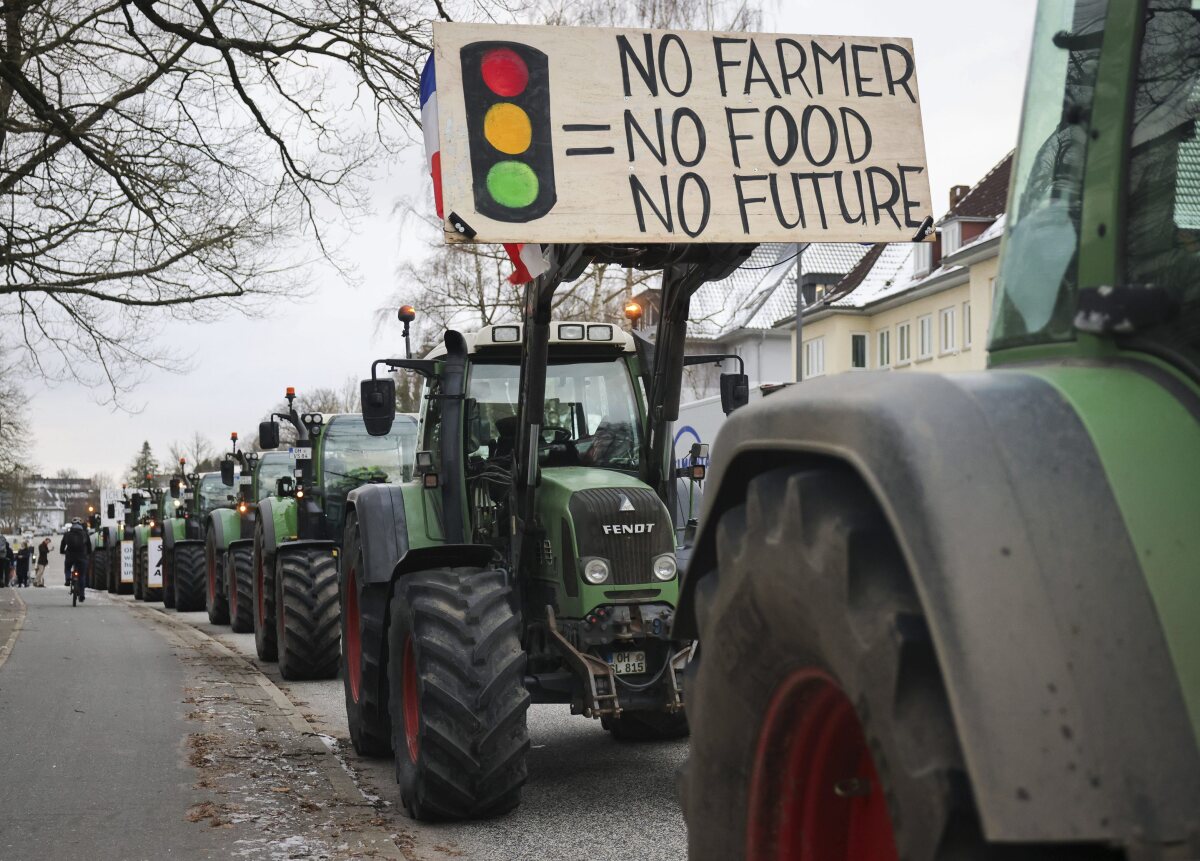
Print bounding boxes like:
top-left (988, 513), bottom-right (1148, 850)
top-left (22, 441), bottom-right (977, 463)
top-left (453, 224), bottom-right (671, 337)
top-left (161, 466), bottom-right (233, 613)
top-left (255, 389), bottom-right (417, 680)
top-left (223, 447), bottom-right (294, 633)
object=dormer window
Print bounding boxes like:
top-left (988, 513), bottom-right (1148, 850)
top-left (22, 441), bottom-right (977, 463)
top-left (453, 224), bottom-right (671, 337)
top-left (942, 220), bottom-right (963, 256)
top-left (913, 242), bottom-right (933, 276)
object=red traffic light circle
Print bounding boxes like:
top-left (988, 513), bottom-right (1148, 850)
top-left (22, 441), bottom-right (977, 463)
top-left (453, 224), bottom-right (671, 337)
top-left (481, 48), bottom-right (529, 97)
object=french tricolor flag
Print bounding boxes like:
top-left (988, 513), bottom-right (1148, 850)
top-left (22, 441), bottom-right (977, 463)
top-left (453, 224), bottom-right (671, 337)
top-left (420, 55), bottom-right (548, 285)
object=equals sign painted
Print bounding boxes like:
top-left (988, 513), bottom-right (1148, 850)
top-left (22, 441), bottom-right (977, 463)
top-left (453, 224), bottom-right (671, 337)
top-left (562, 124), bottom-right (614, 156)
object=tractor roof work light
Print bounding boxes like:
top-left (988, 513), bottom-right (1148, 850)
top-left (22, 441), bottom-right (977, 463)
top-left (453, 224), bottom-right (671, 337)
top-left (398, 305), bottom-right (417, 324)
top-left (624, 301), bottom-right (642, 322)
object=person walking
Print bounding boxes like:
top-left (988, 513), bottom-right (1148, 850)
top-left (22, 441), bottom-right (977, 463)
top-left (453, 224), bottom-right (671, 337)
top-left (34, 538), bottom-right (50, 587)
top-left (0, 537), bottom-right (10, 587)
top-left (14, 542), bottom-right (31, 588)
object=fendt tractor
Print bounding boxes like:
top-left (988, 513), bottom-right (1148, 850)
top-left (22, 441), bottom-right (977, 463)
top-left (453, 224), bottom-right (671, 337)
top-left (107, 485), bottom-right (143, 595)
top-left (254, 390), bottom-right (417, 680)
top-left (224, 447), bottom-right (294, 633)
top-left (130, 480), bottom-right (165, 601)
top-left (675, 2), bottom-right (1200, 860)
top-left (199, 438), bottom-right (246, 626)
top-left (344, 247), bottom-right (750, 819)
top-left (86, 489), bottom-right (123, 592)
top-left (161, 464), bottom-right (235, 613)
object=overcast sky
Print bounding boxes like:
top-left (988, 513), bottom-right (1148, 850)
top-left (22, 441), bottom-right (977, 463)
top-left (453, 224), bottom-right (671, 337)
top-left (30, 1), bottom-right (1037, 482)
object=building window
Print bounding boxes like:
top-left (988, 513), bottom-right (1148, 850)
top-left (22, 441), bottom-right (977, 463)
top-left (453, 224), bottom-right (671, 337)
top-left (804, 337), bottom-right (825, 378)
top-left (897, 323), bottom-right (911, 364)
top-left (939, 307), bottom-right (956, 354)
top-left (918, 314), bottom-right (933, 359)
top-left (963, 301), bottom-right (973, 349)
top-left (943, 220), bottom-right (963, 255)
top-left (878, 329), bottom-right (891, 368)
top-left (851, 333), bottom-right (868, 369)
top-left (912, 242), bottom-right (933, 277)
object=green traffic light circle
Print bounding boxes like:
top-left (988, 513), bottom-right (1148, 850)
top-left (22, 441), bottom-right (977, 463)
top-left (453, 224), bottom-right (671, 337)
top-left (486, 161), bottom-right (539, 209)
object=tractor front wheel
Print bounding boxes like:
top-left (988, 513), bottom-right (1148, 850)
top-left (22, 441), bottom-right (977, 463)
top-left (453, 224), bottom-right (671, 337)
top-left (107, 550), bottom-right (119, 594)
top-left (341, 512), bottom-right (391, 757)
top-left (387, 567), bottom-right (530, 820)
top-left (173, 544), bottom-right (206, 611)
top-left (227, 546), bottom-right (254, 633)
top-left (205, 534), bottom-right (230, 625)
top-left (135, 547), bottom-right (149, 601)
top-left (684, 466), bottom-right (1123, 861)
top-left (252, 519), bottom-right (277, 662)
top-left (91, 551), bottom-right (109, 593)
top-left (274, 546), bottom-right (339, 680)
top-left (162, 548), bottom-right (176, 608)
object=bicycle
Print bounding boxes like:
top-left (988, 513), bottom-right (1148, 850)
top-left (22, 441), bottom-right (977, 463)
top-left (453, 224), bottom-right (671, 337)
top-left (70, 563), bottom-right (86, 606)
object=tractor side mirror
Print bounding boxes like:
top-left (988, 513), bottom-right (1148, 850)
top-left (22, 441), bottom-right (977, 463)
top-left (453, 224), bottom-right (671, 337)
top-left (719, 373), bottom-right (750, 415)
top-left (169, 478), bottom-right (181, 498)
top-left (258, 420), bottom-right (280, 450)
top-left (220, 459), bottom-right (235, 487)
top-left (106, 503), bottom-right (115, 519)
top-left (360, 378), bottom-right (396, 437)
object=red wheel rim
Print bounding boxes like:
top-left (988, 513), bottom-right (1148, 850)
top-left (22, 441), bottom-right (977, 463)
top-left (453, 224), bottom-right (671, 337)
top-left (746, 668), bottom-right (899, 861)
top-left (402, 635), bottom-right (420, 763)
top-left (345, 564), bottom-right (362, 702)
top-left (207, 550), bottom-right (216, 602)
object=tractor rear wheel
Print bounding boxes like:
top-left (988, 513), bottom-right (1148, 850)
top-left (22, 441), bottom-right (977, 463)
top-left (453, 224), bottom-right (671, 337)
top-left (274, 545), bottom-right (339, 680)
top-left (173, 544), bottom-right (206, 612)
top-left (387, 567), bottom-right (530, 820)
top-left (107, 549), bottom-right (119, 594)
top-left (340, 512), bottom-right (392, 757)
top-left (252, 520), bottom-right (277, 662)
top-left (205, 534), bottom-right (230, 625)
top-left (162, 548), bottom-right (176, 608)
top-left (136, 547), bottom-right (149, 601)
top-left (92, 551), bottom-right (109, 592)
top-left (227, 546), bottom-right (254, 633)
top-left (684, 466), bottom-right (1122, 861)
top-left (602, 710), bottom-right (689, 742)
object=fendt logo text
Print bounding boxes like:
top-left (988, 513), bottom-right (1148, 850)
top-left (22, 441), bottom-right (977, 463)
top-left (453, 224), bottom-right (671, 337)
top-left (602, 523), bottom-right (656, 535)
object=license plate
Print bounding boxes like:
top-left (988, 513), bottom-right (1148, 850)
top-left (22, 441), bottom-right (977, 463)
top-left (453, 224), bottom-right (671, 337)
top-left (609, 650), bottom-right (646, 675)
top-left (291, 448), bottom-right (312, 460)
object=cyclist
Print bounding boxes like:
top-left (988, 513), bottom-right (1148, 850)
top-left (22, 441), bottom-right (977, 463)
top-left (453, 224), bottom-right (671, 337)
top-left (60, 518), bottom-right (90, 598)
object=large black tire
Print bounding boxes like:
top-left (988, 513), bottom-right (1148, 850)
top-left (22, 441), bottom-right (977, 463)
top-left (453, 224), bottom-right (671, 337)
top-left (602, 710), bottom-right (689, 742)
top-left (107, 548), bottom-right (119, 594)
top-left (227, 546), bottom-right (254, 633)
top-left (252, 519), bottom-right (277, 662)
top-left (274, 546), bottom-right (340, 680)
top-left (173, 543), bottom-right (206, 612)
top-left (91, 551), bottom-right (109, 592)
top-left (340, 512), bottom-right (392, 757)
top-left (135, 546), bottom-right (149, 601)
top-left (162, 547), bottom-right (176, 609)
top-left (387, 567), bottom-right (529, 821)
top-left (205, 534), bottom-right (230, 625)
top-left (684, 466), bottom-right (1122, 861)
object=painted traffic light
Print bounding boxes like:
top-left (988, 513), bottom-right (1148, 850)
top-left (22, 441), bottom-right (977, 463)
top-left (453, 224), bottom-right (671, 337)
top-left (460, 41), bottom-right (556, 222)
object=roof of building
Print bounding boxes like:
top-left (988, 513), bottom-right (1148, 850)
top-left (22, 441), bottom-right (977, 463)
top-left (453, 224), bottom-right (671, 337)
top-left (687, 242), bottom-right (871, 338)
top-left (941, 151), bottom-right (1013, 222)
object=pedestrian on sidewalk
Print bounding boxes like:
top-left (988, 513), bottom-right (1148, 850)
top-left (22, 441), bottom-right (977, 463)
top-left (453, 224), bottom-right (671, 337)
top-left (1, 540), bottom-right (13, 587)
top-left (14, 542), bottom-right (31, 587)
top-left (0, 535), bottom-right (8, 587)
top-left (34, 538), bottom-right (50, 587)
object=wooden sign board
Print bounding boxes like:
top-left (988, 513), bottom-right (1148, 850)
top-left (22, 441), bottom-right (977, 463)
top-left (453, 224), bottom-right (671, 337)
top-left (432, 22), bottom-right (932, 245)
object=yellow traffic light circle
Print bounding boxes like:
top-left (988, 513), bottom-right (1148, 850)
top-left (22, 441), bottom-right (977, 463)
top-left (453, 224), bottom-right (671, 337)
top-left (483, 103), bottom-right (532, 155)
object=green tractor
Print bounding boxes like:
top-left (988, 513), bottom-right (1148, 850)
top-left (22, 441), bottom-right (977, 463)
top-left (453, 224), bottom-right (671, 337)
top-left (344, 272), bottom-right (750, 818)
top-left (106, 484), bottom-right (140, 595)
top-left (223, 447), bottom-right (295, 633)
top-left (161, 465), bottom-right (235, 613)
top-left (131, 483), bottom-right (165, 602)
top-left (86, 489), bottom-right (124, 593)
top-left (677, 2), bottom-right (1200, 859)
top-left (253, 388), bottom-right (417, 680)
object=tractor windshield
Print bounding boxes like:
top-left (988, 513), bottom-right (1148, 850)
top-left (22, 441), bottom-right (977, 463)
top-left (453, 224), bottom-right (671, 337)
top-left (467, 357), bottom-right (642, 471)
top-left (255, 454), bottom-right (294, 501)
top-left (321, 413), bottom-right (417, 503)
top-left (1123, 0), bottom-right (1200, 370)
top-left (197, 474), bottom-right (231, 516)
top-left (991, 0), bottom-right (1107, 351)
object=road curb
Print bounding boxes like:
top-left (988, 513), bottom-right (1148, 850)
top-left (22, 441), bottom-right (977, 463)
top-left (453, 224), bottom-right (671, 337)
top-left (117, 595), bottom-right (419, 860)
top-left (0, 588), bottom-right (27, 674)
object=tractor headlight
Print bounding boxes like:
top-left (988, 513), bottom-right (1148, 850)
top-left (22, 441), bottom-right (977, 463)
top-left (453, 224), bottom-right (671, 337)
top-left (582, 558), bottom-right (610, 585)
top-left (652, 554), bottom-right (677, 581)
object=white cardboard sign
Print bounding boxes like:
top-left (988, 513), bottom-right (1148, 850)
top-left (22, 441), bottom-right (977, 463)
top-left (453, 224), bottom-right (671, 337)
top-left (433, 22), bottom-right (931, 244)
top-left (121, 541), bottom-right (135, 583)
top-left (147, 537), bottom-right (164, 588)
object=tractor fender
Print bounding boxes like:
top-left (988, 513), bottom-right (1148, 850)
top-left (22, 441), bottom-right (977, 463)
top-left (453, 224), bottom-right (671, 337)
top-left (207, 508), bottom-right (242, 555)
top-left (227, 537), bottom-right (253, 553)
top-left (678, 369), bottom-right (1200, 846)
top-left (346, 484), bottom-right (410, 586)
top-left (162, 518), bottom-right (185, 551)
top-left (391, 545), bottom-right (494, 580)
top-left (258, 498), bottom-right (281, 560)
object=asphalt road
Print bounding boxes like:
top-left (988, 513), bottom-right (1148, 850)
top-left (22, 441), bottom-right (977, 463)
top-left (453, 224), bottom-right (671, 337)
top-left (0, 584), bottom-right (228, 861)
top-left (172, 608), bottom-right (692, 861)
